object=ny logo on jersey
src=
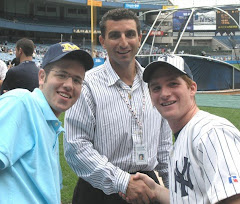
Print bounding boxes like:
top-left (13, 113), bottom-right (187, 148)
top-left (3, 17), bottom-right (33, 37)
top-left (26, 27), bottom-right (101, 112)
top-left (174, 157), bottom-right (193, 197)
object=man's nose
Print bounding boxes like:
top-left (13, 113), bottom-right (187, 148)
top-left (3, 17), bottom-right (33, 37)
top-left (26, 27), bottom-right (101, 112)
top-left (161, 87), bottom-right (171, 98)
top-left (119, 34), bottom-right (128, 47)
top-left (63, 76), bottom-right (74, 89)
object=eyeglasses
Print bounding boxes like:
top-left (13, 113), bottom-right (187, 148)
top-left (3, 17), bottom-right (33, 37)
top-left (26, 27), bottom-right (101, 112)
top-left (51, 70), bottom-right (84, 87)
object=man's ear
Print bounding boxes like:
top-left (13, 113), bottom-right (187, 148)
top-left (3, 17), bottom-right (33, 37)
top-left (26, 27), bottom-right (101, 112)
top-left (38, 69), bottom-right (46, 86)
top-left (99, 35), bottom-right (106, 49)
top-left (138, 33), bottom-right (142, 48)
top-left (190, 81), bottom-right (197, 96)
top-left (18, 47), bottom-right (23, 55)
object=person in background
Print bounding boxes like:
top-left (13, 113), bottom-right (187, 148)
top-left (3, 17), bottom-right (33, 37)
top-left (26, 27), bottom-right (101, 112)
top-left (0, 59), bottom-right (8, 90)
top-left (8, 57), bottom-right (20, 69)
top-left (0, 38), bottom-right (39, 94)
top-left (64, 8), bottom-right (172, 204)
top-left (0, 42), bottom-right (94, 204)
top-left (121, 54), bottom-right (240, 204)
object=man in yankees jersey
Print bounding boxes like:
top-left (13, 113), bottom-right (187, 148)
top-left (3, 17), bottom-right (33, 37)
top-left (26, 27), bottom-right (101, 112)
top-left (120, 54), bottom-right (240, 203)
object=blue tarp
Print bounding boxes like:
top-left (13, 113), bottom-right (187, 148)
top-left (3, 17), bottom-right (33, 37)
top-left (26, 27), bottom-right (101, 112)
top-left (181, 55), bottom-right (240, 91)
top-left (137, 55), bottom-right (240, 91)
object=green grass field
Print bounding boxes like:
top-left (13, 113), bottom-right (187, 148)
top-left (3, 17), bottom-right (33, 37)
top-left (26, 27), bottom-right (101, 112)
top-left (59, 106), bottom-right (240, 203)
top-left (233, 64), bottom-right (240, 69)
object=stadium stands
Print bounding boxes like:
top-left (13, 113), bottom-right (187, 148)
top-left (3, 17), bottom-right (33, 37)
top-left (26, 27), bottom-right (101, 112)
top-left (213, 36), bottom-right (240, 49)
top-left (0, 0), bottom-right (239, 69)
top-left (119, 0), bottom-right (171, 5)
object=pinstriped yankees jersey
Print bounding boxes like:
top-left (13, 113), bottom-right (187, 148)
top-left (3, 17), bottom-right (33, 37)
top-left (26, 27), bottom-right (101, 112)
top-left (169, 110), bottom-right (240, 204)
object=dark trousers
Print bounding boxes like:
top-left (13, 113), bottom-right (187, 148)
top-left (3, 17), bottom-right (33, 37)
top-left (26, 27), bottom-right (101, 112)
top-left (72, 171), bottom-right (160, 204)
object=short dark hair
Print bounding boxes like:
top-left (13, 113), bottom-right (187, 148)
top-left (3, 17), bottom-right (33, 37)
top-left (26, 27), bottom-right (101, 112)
top-left (99, 8), bottom-right (141, 38)
top-left (16, 38), bottom-right (35, 56)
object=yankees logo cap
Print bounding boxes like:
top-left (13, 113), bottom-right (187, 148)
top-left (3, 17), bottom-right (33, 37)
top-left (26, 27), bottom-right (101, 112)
top-left (143, 54), bottom-right (193, 83)
top-left (42, 42), bottom-right (94, 70)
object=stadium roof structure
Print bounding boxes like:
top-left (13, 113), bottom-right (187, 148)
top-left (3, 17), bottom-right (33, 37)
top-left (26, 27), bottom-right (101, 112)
top-left (51, 0), bottom-right (173, 10)
top-left (136, 5), bottom-right (240, 91)
top-left (137, 4), bottom-right (240, 57)
top-left (116, 0), bottom-right (173, 6)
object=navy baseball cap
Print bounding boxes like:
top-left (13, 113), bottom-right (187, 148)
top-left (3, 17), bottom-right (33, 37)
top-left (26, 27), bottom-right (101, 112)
top-left (42, 42), bottom-right (94, 70)
top-left (143, 54), bottom-right (193, 83)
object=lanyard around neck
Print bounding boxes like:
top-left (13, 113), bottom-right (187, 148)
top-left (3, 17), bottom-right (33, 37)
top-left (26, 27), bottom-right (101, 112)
top-left (116, 79), bottom-right (145, 137)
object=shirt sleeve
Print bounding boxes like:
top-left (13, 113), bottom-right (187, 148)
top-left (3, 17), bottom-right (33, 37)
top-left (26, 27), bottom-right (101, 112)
top-left (1, 69), bottom-right (13, 94)
top-left (0, 94), bottom-right (34, 170)
top-left (64, 85), bottom-right (130, 195)
top-left (155, 117), bottom-right (172, 188)
top-left (0, 152), bottom-right (9, 170)
top-left (0, 61), bottom-right (8, 80)
top-left (197, 126), bottom-right (240, 203)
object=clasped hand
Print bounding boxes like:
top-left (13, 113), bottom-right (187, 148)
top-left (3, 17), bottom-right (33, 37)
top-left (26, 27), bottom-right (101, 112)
top-left (119, 173), bottom-right (159, 204)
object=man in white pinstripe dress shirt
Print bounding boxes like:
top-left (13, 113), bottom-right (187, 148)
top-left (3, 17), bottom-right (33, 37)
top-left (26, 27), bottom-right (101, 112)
top-left (64, 8), bottom-right (172, 204)
top-left (121, 54), bottom-right (240, 204)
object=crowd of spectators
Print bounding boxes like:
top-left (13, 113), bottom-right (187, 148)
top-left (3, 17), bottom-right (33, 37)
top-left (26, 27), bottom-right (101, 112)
top-left (1, 40), bottom-right (238, 70)
top-left (0, 41), bottom-right (109, 69)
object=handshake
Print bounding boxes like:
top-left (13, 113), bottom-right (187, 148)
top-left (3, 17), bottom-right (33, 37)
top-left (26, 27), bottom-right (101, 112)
top-left (119, 173), bottom-right (170, 204)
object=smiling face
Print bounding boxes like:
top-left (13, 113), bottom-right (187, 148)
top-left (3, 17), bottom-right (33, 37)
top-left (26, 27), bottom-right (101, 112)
top-left (148, 67), bottom-right (198, 131)
top-left (39, 59), bottom-right (85, 117)
top-left (99, 19), bottom-right (142, 68)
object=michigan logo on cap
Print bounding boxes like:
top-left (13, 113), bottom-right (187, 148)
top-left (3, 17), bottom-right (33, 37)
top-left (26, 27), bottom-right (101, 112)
top-left (61, 42), bottom-right (80, 52)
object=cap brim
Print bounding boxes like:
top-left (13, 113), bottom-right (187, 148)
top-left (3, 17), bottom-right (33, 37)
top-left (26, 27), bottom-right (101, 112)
top-left (69, 50), bottom-right (94, 71)
top-left (143, 60), bottom-right (192, 83)
top-left (47, 49), bottom-right (94, 71)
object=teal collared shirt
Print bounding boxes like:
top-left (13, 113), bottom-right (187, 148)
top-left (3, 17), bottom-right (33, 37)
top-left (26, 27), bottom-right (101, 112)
top-left (0, 88), bottom-right (64, 204)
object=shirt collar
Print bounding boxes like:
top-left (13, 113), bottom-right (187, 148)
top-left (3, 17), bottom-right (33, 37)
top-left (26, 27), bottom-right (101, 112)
top-left (31, 88), bottom-right (63, 131)
top-left (104, 57), bottom-right (144, 87)
top-left (32, 88), bottom-right (56, 120)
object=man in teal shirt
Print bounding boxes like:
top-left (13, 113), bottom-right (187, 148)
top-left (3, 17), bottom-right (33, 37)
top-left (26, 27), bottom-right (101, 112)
top-left (0, 42), bottom-right (93, 204)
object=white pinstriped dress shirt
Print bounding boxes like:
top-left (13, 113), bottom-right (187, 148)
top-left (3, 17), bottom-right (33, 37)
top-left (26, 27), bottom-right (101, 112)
top-left (64, 57), bottom-right (172, 195)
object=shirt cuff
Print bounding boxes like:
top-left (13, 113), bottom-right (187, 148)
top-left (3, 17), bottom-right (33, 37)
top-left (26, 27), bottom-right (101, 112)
top-left (114, 169), bottom-right (131, 194)
top-left (161, 173), bottom-right (169, 189)
top-left (0, 152), bottom-right (10, 170)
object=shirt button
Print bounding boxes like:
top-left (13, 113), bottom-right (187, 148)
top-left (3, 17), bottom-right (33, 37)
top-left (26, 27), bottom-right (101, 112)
top-left (55, 122), bottom-right (59, 126)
